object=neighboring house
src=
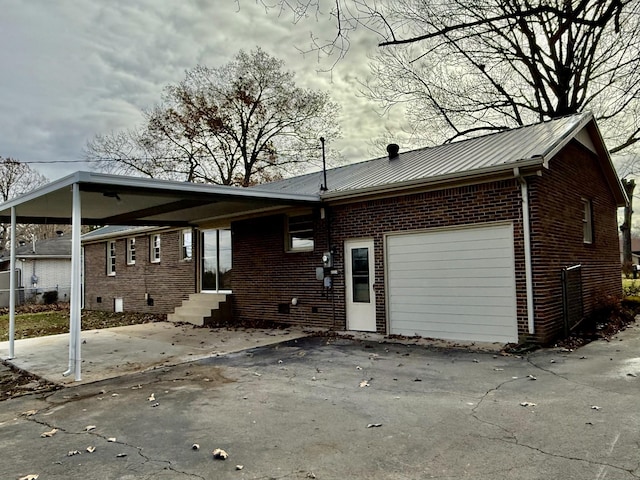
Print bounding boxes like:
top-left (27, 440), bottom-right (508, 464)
top-left (0, 233), bottom-right (72, 306)
top-left (79, 113), bottom-right (625, 345)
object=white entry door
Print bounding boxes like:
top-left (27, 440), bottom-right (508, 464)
top-left (345, 239), bottom-right (376, 331)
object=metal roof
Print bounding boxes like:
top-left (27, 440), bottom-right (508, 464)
top-left (0, 171), bottom-right (321, 226)
top-left (0, 112), bottom-right (626, 228)
top-left (81, 225), bottom-right (164, 242)
top-left (253, 112), bottom-right (625, 205)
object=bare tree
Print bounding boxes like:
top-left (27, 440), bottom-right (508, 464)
top-left (86, 48), bottom-right (341, 186)
top-left (0, 157), bottom-right (49, 253)
top-left (250, 0), bottom-right (640, 259)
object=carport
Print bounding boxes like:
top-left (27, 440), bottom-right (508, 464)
top-left (0, 171), bottom-right (320, 380)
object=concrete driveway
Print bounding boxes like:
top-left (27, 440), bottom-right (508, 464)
top-left (1, 324), bottom-right (639, 479)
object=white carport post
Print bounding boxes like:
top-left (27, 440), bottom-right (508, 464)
top-left (8, 206), bottom-right (16, 359)
top-left (63, 182), bottom-right (82, 381)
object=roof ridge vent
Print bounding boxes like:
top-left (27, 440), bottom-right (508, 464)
top-left (387, 143), bottom-right (400, 160)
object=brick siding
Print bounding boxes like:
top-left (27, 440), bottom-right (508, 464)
top-left (232, 179), bottom-right (529, 338)
top-left (527, 141), bottom-right (622, 342)
top-left (83, 229), bottom-right (195, 314)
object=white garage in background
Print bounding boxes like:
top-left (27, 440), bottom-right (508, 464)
top-left (386, 223), bottom-right (518, 343)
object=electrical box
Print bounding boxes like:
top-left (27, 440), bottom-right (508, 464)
top-left (322, 252), bottom-right (333, 268)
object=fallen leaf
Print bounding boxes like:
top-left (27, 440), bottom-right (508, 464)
top-left (40, 428), bottom-right (58, 438)
top-left (86, 446), bottom-right (96, 453)
top-left (367, 423), bottom-right (382, 428)
top-left (85, 425), bottom-right (96, 432)
top-left (212, 448), bottom-right (228, 460)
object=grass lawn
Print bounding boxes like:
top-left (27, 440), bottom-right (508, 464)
top-left (0, 305), bottom-right (165, 342)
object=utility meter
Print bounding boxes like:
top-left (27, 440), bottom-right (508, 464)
top-left (322, 252), bottom-right (333, 268)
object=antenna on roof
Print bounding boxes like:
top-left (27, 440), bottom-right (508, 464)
top-left (320, 137), bottom-right (328, 192)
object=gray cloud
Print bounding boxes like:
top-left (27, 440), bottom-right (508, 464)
top-left (0, 0), bottom-right (404, 181)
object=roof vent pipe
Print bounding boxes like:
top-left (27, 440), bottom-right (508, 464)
top-left (387, 143), bottom-right (400, 160)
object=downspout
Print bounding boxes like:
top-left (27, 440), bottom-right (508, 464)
top-left (514, 168), bottom-right (535, 335)
top-left (8, 207), bottom-right (16, 359)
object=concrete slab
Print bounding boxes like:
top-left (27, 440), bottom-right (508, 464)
top-left (1, 324), bottom-right (639, 479)
top-left (0, 321), bottom-right (309, 385)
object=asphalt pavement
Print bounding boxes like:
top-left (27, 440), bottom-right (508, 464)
top-left (1, 325), bottom-right (639, 480)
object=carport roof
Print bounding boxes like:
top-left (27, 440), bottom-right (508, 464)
top-left (0, 171), bottom-right (321, 227)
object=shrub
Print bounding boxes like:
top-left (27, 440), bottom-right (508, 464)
top-left (42, 290), bottom-right (58, 304)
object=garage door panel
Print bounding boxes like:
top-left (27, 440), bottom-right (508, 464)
top-left (392, 315), bottom-right (516, 333)
top-left (391, 319), bottom-right (516, 343)
top-left (390, 294), bottom-right (515, 308)
top-left (389, 275), bottom-right (515, 289)
top-left (388, 256), bottom-right (514, 271)
top-left (387, 224), bottom-right (518, 343)
top-left (391, 302), bottom-right (516, 318)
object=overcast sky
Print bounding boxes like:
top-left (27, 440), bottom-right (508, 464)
top-left (0, 0), bottom-right (405, 181)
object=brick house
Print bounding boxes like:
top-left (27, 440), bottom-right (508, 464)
top-left (81, 226), bottom-right (199, 313)
top-left (76, 112), bottom-right (626, 345)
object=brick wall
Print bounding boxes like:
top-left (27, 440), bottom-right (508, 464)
top-left (527, 141), bottom-right (622, 343)
top-left (83, 229), bottom-right (196, 314)
top-left (232, 180), bottom-right (528, 337)
top-left (231, 212), bottom-right (336, 328)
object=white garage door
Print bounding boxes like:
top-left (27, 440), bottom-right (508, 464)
top-left (387, 223), bottom-right (518, 343)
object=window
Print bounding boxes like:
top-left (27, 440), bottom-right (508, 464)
top-left (582, 198), bottom-right (593, 244)
top-left (150, 234), bottom-right (161, 263)
top-left (181, 229), bottom-right (193, 260)
top-left (286, 214), bottom-right (314, 251)
top-left (106, 240), bottom-right (116, 276)
top-left (126, 237), bottom-right (136, 265)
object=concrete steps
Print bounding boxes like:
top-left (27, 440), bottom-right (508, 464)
top-left (167, 293), bottom-right (229, 326)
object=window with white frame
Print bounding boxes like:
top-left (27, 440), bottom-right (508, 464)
top-left (286, 213), bottom-right (314, 251)
top-left (126, 237), bottom-right (136, 265)
top-left (582, 198), bottom-right (593, 244)
top-left (150, 234), bottom-right (161, 263)
top-left (181, 229), bottom-right (193, 260)
top-left (106, 240), bottom-right (116, 276)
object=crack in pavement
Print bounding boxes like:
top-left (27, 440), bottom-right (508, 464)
top-left (469, 376), bottom-right (640, 479)
top-left (525, 356), bottom-right (635, 397)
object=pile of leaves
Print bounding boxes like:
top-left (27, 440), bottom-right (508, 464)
top-left (554, 296), bottom-right (639, 350)
top-left (0, 361), bottom-right (59, 401)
